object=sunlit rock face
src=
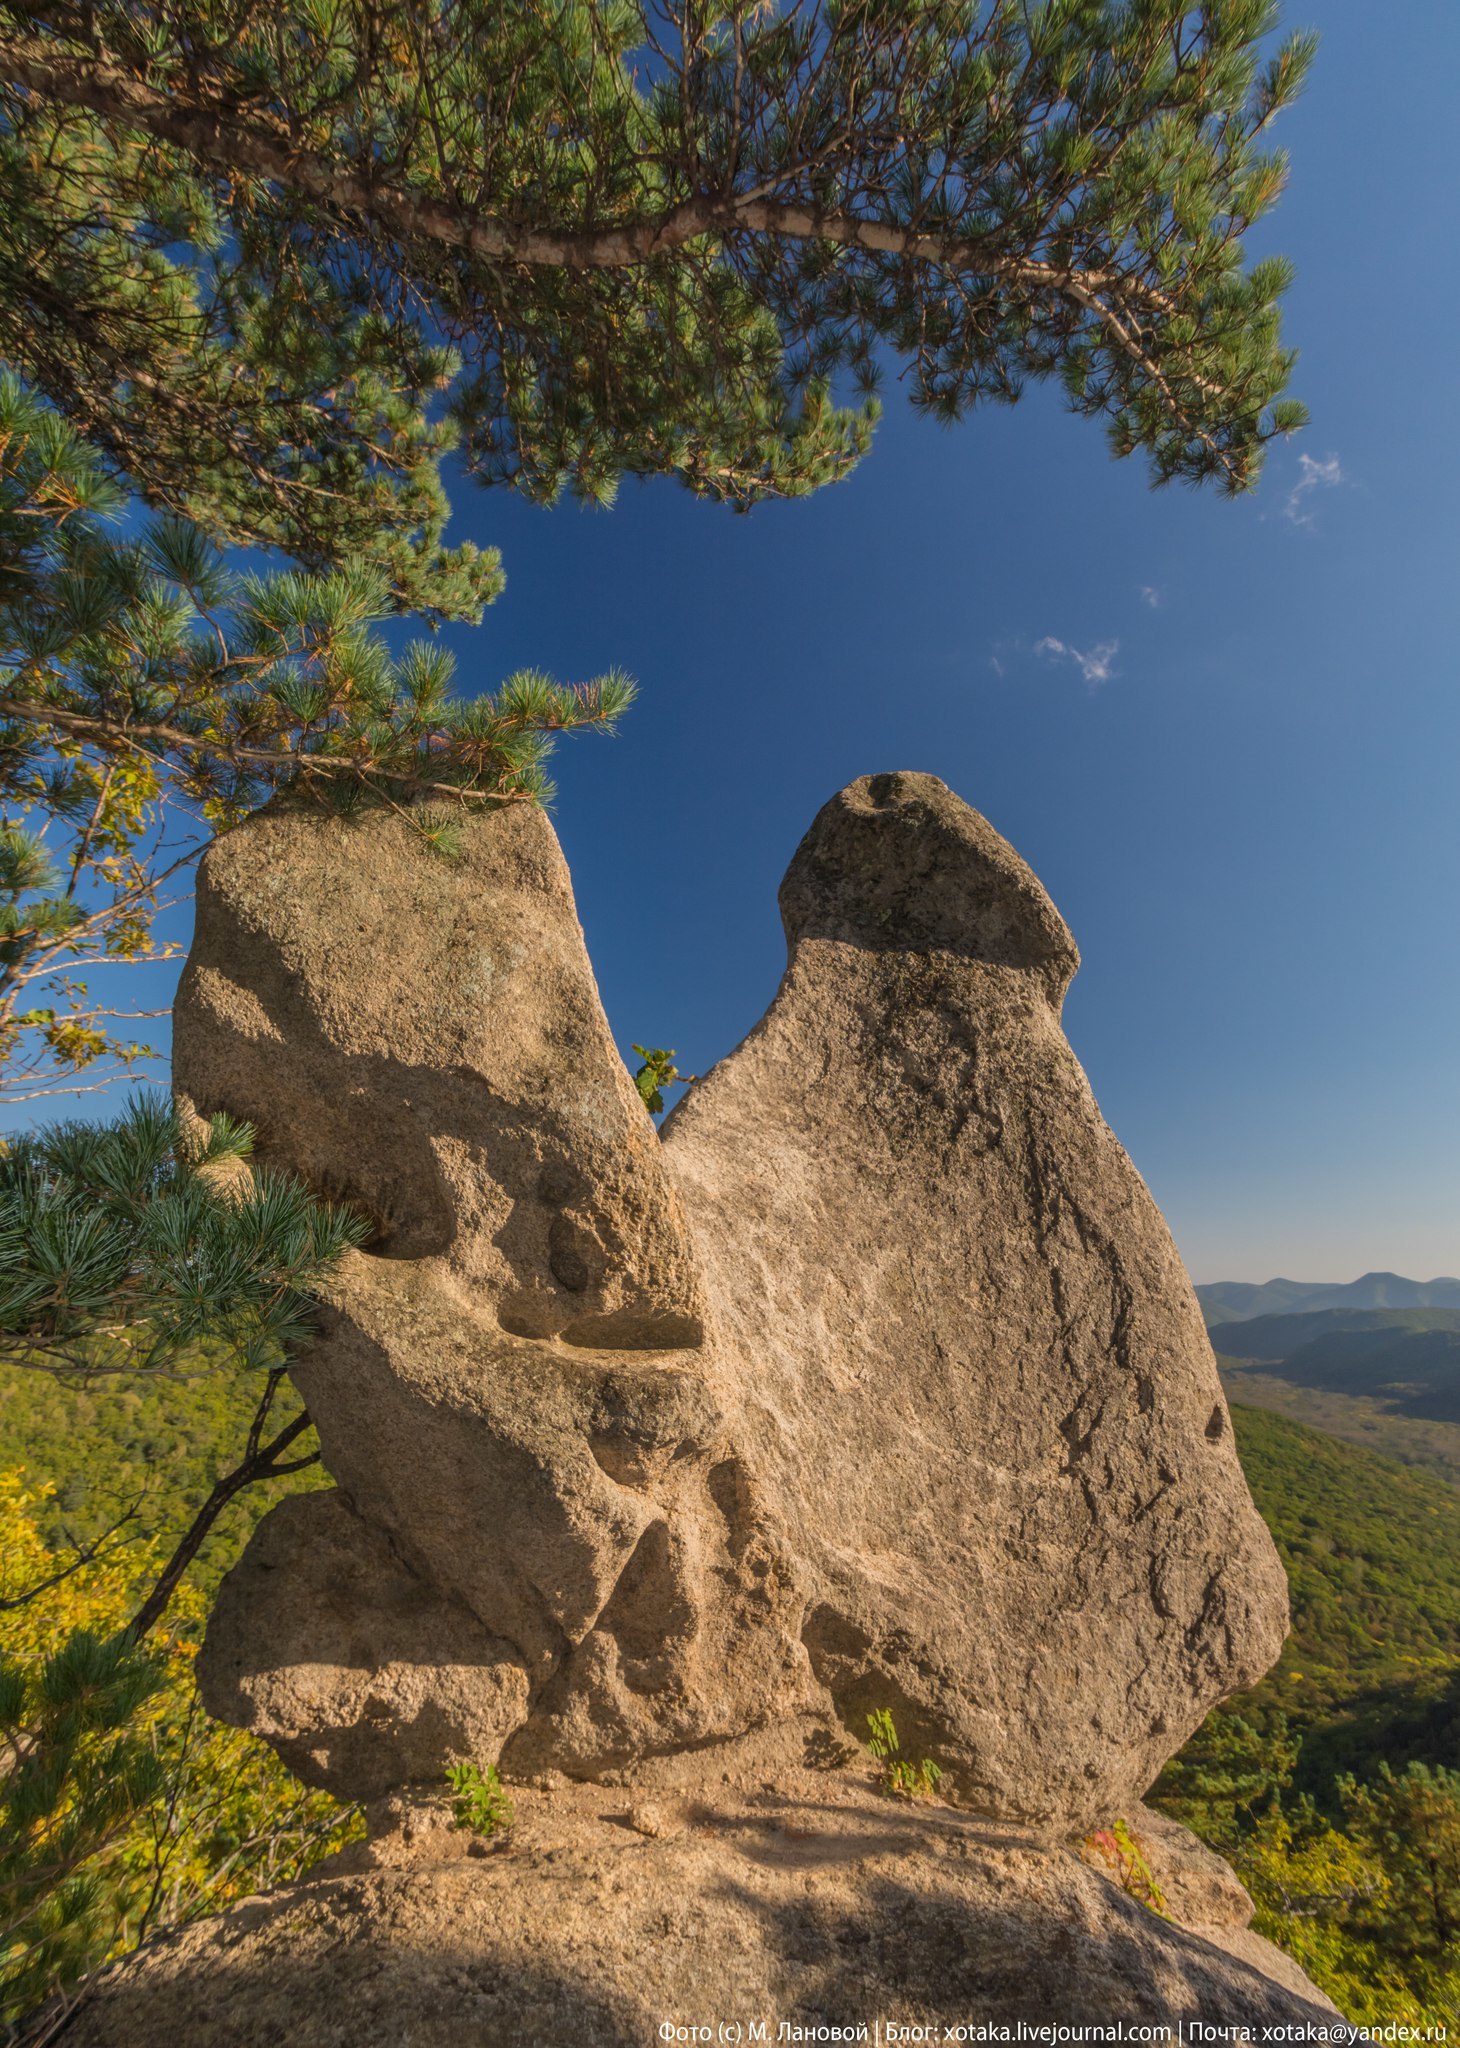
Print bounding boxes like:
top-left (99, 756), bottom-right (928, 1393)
top-left (178, 771), bottom-right (1286, 1828)
top-left (64, 1784), bottom-right (1343, 2046)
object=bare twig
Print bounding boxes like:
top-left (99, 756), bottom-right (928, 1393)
top-left (124, 1372), bottom-right (318, 1643)
top-left (0, 1491), bottom-right (147, 1611)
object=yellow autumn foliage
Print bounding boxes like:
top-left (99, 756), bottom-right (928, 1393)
top-left (0, 1469), bottom-right (360, 2031)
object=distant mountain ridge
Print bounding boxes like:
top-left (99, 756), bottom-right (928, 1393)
top-left (1214, 1307), bottom-right (1460, 1357)
top-left (1197, 1271), bottom-right (1460, 1325)
top-left (1211, 1308), bottom-right (1460, 1428)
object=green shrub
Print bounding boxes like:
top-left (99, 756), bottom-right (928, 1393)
top-left (864, 1709), bottom-right (943, 1801)
top-left (445, 1761), bottom-right (514, 1840)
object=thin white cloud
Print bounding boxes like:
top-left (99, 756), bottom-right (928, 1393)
top-left (1284, 451), bottom-right (1344, 526)
top-left (1034, 635), bottom-right (1120, 686)
top-left (1139, 585), bottom-right (1161, 608)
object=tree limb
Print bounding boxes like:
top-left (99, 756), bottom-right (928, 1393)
top-left (0, 1491), bottom-right (145, 1611)
top-left (124, 1373), bottom-right (318, 1643)
top-left (0, 692), bottom-right (579, 801)
top-left (0, 30), bottom-right (1209, 438)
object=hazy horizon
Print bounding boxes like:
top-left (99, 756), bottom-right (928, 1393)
top-left (1191, 1267), bottom-right (1460, 1291)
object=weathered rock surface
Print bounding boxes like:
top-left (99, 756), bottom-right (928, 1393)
top-left (662, 774), bottom-right (1289, 1820)
top-left (174, 793), bottom-right (703, 1339)
top-left (179, 798), bottom-right (811, 1800)
top-left (178, 772), bottom-right (1287, 1826)
top-left (66, 1774), bottom-right (1338, 2045)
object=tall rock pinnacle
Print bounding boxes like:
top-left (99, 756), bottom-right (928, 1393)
top-left (176, 772), bottom-right (1287, 1827)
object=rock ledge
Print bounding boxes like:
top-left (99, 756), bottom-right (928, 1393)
top-left (69, 1770), bottom-right (1337, 2045)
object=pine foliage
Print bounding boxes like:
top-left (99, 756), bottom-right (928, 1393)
top-left (0, 1095), bottom-right (368, 1378)
top-left (0, 376), bottom-right (633, 1097)
top-left (0, 0), bottom-right (1313, 517)
top-left (0, 1093), bottom-right (373, 2031)
top-left (0, 1625), bottom-right (165, 2034)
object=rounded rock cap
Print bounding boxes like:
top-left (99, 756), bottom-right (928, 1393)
top-left (779, 771), bottom-right (1079, 1006)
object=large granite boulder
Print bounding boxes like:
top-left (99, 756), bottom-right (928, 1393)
top-left (661, 774), bottom-right (1288, 1819)
top-left (178, 796), bottom-right (812, 1798)
top-left (178, 771), bottom-right (1287, 1828)
top-left (65, 1773), bottom-right (1339, 2045)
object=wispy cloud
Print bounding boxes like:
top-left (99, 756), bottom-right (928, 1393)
top-left (1034, 635), bottom-right (1120, 686)
top-left (1284, 451), bottom-right (1344, 526)
top-left (1139, 585), bottom-right (1161, 609)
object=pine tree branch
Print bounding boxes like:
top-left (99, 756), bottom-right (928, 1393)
top-left (0, 33), bottom-right (1062, 270)
top-left (0, 31), bottom-right (1234, 473)
top-left (0, 692), bottom-right (578, 802)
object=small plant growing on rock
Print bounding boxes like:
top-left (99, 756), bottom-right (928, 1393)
top-left (445, 1760), bottom-right (513, 1839)
top-left (1085, 1818), bottom-right (1168, 1918)
top-left (865, 1709), bottom-right (944, 1801)
top-left (631, 1046), bottom-right (698, 1114)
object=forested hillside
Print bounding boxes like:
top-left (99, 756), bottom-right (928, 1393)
top-left (1217, 1314), bottom-right (1460, 1425)
top-left (1217, 1303), bottom-right (1460, 1355)
top-left (0, 1360), bottom-right (322, 1586)
top-left (1209, 1290), bottom-right (1460, 1490)
top-left (5, 1356), bottom-right (1460, 2023)
top-left (1150, 1405), bottom-right (1460, 2022)
top-left (1208, 1406), bottom-right (1460, 1787)
top-left (1217, 1368), bottom-right (1460, 1492)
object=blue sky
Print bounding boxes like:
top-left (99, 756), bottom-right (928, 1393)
top-left (420, 0), bottom-right (1458, 1285)
top-left (53, 0), bottom-right (1460, 1286)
